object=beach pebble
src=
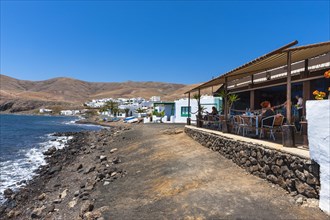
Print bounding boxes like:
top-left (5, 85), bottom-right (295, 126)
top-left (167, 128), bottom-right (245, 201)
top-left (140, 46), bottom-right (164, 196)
top-left (80, 201), bottom-right (94, 214)
top-left (77, 164), bottom-right (83, 170)
top-left (60, 189), bottom-right (68, 199)
top-left (103, 181), bottom-right (110, 186)
top-left (31, 206), bottom-right (45, 218)
top-left (112, 157), bottom-right (121, 164)
top-left (110, 148), bottom-right (118, 153)
top-left (38, 193), bottom-right (46, 201)
top-left (49, 165), bottom-right (62, 175)
top-left (74, 190), bottom-right (80, 197)
top-left (295, 197), bottom-right (304, 205)
top-left (45, 204), bottom-right (55, 213)
top-left (100, 155), bottom-right (107, 162)
top-left (43, 146), bottom-right (57, 156)
top-left (4, 188), bottom-right (14, 198)
top-left (53, 199), bottom-right (62, 204)
top-left (84, 166), bottom-right (96, 174)
top-left (68, 200), bottom-right (77, 208)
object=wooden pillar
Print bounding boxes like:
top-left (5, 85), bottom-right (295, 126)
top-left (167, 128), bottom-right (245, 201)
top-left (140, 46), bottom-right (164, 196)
top-left (283, 51), bottom-right (295, 147)
top-left (250, 90), bottom-right (255, 111)
top-left (197, 89), bottom-right (202, 127)
top-left (224, 77), bottom-right (228, 121)
top-left (302, 59), bottom-right (309, 117)
top-left (250, 75), bottom-right (254, 110)
top-left (187, 92), bottom-right (191, 125)
top-left (286, 51), bottom-right (292, 124)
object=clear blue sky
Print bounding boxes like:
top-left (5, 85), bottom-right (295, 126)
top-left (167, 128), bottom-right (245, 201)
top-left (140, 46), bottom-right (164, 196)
top-left (1, 1), bottom-right (329, 84)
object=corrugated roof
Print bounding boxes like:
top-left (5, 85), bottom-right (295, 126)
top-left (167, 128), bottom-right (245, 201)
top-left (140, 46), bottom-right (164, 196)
top-left (185, 41), bottom-right (330, 94)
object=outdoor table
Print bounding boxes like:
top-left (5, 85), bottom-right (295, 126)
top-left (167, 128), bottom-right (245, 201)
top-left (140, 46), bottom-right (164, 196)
top-left (240, 115), bottom-right (260, 136)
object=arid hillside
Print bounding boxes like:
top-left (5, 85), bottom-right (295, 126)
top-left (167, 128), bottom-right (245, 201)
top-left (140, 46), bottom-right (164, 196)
top-left (0, 74), bottom-right (213, 112)
top-left (0, 74), bottom-right (188, 102)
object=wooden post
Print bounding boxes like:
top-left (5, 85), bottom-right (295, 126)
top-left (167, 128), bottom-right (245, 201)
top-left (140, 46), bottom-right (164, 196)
top-left (187, 92), bottom-right (191, 125)
top-left (224, 77), bottom-right (228, 121)
top-left (197, 89), bottom-right (202, 127)
top-left (286, 51), bottom-right (292, 124)
top-left (283, 51), bottom-right (295, 147)
top-left (302, 59), bottom-right (309, 116)
top-left (250, 90), bottom-right (255, 111)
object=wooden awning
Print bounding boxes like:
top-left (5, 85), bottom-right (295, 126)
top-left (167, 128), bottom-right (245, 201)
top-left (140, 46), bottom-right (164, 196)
top-left (185, 40), bottom-right (330, 94)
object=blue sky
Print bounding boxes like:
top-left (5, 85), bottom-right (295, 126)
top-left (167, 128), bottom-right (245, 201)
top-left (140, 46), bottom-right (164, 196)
top-left (1, 1), bottom-right (329, 84)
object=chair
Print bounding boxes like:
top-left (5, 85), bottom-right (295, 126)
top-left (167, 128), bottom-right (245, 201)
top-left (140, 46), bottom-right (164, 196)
top-left (238, 116), bottom-right (251, 136)
top-left (233, 115), bottom-right (241, 134)
top-left (259, 115), bottom-right (284, 140)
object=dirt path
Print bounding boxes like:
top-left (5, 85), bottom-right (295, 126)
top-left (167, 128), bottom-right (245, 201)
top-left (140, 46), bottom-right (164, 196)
top-left (91, 124), bottom-right (327, 219)
top-left (2, 123), bottom-right (328, 219)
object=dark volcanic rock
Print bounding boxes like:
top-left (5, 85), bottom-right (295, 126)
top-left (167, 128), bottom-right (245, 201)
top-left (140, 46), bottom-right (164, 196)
top-left (4, 188), bottom-right (14, 198)
top-left (49, 165), bottom-right (62, 175)
top-left (44, 146), bottom-right (57, 156)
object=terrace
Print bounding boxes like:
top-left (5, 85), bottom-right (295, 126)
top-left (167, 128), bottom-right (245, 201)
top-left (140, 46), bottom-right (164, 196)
top-left (185, 40), bottom-right (330, 148)
top-left (183, 41), bottom-right (330, 212)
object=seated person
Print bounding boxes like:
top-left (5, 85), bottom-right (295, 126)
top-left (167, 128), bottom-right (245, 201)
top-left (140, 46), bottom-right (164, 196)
top-left (260, 101), bottom-right (275, 126)
top-left (204, 106), bottom-right (219, 121)
top-left (211, 106), bottom-right (219, 116)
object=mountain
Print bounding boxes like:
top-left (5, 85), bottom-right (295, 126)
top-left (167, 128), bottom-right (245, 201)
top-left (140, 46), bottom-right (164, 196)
top-left (1, 74), bottom-right (206, 112)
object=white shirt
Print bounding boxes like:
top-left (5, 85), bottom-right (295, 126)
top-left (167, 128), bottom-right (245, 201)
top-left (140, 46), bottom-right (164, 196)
top-left (297, 97), bottom-right (303, 109)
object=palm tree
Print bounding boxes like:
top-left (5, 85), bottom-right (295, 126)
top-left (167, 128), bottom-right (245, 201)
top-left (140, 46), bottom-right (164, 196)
top-left (102, 100), bottom-right (118, 115)
top-left (216, 90), bottom-right (240, 115)
top-left (124, 108), bottom-right (130, 117)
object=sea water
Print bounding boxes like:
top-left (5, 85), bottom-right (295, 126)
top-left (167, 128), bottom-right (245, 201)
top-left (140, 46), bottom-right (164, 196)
top-left (0, 114), bottom-right (102, 203)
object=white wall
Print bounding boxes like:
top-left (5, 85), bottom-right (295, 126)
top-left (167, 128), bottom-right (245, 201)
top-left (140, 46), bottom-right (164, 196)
top-left (306, 100), bottom-right (330, 214)
top-left (174, 96), bottom-right (221, 123)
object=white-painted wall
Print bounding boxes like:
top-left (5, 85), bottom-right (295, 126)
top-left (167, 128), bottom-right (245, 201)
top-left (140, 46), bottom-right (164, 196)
top-left (174, 96), bottom-right (222, 123)
top-left (306, 100), bottom-right (330, 214)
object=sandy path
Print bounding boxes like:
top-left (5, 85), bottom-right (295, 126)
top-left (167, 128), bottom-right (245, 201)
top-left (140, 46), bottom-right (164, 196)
top-left (91, 124), bottom-right (327, 219)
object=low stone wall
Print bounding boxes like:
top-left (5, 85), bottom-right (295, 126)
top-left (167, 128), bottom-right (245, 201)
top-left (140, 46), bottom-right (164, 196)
top-left (185, 127), bottom-right (320, 198)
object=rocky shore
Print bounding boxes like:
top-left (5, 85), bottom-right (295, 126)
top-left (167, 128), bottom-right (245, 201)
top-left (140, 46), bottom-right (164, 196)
top-left (0, 125), bottom-right (129, 220)
top-left (0, 123), bottom-right (328, 219)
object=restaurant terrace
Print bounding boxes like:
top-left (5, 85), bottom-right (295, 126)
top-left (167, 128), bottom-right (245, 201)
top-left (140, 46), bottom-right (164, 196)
top-left (183, 41), bottom-right (330, 212)
top-left (185, 40), bottom-right (330, 148)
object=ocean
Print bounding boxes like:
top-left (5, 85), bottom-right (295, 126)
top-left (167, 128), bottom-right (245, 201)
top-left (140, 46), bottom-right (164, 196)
top-left (0, 114), bottom-right (102, 203)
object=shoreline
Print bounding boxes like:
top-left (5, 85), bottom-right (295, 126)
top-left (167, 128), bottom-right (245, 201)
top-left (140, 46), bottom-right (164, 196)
top-left (0, 125), bottom-right (127, 219)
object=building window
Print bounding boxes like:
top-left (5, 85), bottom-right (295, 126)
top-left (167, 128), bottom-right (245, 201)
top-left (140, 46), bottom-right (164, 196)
top-left (181, 106), bottom-right (191, 117)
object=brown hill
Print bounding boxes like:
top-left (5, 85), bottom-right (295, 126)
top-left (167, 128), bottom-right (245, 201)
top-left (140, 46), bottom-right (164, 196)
top-left (0, 74), bottom-right (188, 103)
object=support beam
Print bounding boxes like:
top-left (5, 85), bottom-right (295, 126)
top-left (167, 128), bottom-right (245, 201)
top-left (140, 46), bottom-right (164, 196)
top-left (224, 77), bottom-right (228, 121)
top-left (197, 89), bottom-right (202, 127)
top-left (286, 51), bottom-right (292, 124)
top-left (283, 51), bottom-right (295, 148)
top-left (250, 90), bottom-right (255, 110)
top-left (187, 92), bottom-right (191, 125)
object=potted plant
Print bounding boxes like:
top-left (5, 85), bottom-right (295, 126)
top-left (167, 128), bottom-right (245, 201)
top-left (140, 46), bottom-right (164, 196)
top-left (217, 90), bottom-right (240, 132)
top-left (192, 94), bottom-right (205, 127)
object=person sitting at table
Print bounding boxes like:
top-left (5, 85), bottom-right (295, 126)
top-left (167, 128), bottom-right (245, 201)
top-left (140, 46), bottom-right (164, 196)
top-left (204, 106), bottom-right (219, 124)
top-left (211, 106), bottom-right (218, 116)
top-left (260, 101), bottom-right (275, 126)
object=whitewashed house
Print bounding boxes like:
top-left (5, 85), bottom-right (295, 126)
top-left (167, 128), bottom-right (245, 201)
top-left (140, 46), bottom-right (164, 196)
top-left (174, 95), bottom-right (222, 123)
top-left (39, 108), bottom-right (53, 114)
top-left (60, 110), bottom-right (80, 116)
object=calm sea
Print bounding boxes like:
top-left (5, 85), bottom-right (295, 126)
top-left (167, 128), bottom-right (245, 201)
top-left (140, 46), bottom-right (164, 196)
top-left (0, 114), bottom-right (102, 203)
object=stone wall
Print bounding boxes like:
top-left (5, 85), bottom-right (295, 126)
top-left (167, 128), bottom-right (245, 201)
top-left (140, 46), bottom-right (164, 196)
top-left (185, 127), bottom-right (320, 198)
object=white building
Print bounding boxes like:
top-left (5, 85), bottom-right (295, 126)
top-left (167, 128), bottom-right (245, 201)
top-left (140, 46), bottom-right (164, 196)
top-left (150, 96), bottom-right (161, 102)
top-left (60, 110), bottom-right (80, 116)
top-left (174, 95), bottom-right (222, 123)
top-left (39, 108), bottom-right (53, 114)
